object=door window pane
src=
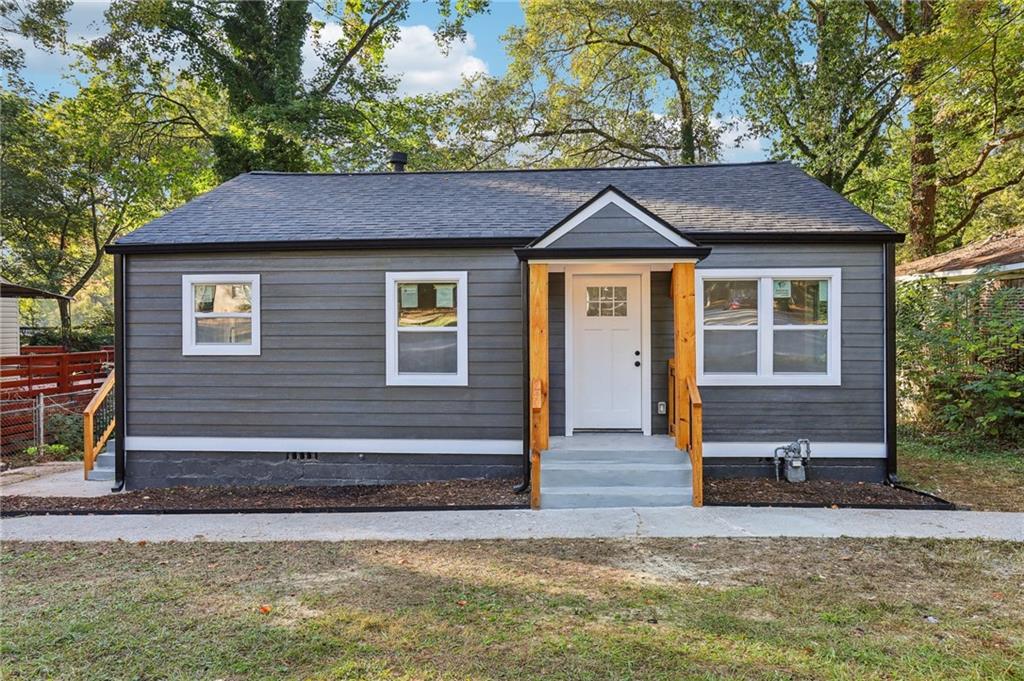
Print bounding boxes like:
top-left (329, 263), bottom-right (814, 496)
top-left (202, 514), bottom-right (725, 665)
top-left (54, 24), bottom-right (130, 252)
top-left (397, 331), bottom-right (458, 373)
top-left (773, 330), bottom-right (828, 373)
top-left (773, 279), bottom-right (828, 325)
top-left (586, 285), bottom-right (627, 316)
top-left (194, 283), bottom-right (251, 313)
top-left (704, 330), bottom-right (758, 373)
top-left (195, 317), bottom-right (252, 344)
top-left (704, 280), bottom-right (758, 326)
top-left (398, 283), bottom-right (458, 327)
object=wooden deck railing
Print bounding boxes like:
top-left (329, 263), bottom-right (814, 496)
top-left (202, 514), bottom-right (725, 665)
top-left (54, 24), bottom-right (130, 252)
top-left (667, 358), bottom-right (703, 507)
top-left (83, 372), bottom-right (116, 478)
top-left (1, 349), bottom-right (113, 399)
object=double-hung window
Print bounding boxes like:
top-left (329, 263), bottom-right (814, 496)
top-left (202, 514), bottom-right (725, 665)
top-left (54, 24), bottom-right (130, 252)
top-left (182, 274), bottom-right (261, 356)
top-left (697, 269), bottom-right (841, 385)
top-left (385, 271), bottom-right (468, 386)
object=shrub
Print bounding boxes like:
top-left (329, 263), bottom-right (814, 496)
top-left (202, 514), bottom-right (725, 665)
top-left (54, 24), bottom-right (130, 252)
top-left (897, 272), bottom-right (1024, 439)
top-left (45, 412), bottom-right (85, 451)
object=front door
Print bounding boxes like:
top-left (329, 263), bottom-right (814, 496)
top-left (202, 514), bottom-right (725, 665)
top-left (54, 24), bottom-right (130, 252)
top-left (572, 274), bottom-right (643, 430)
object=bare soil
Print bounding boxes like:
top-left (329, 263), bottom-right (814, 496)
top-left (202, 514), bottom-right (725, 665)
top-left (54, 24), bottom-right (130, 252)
top-left (705, 477), bottom-right (948, 507)
top-left (1, 478), bottom-right (526, 514)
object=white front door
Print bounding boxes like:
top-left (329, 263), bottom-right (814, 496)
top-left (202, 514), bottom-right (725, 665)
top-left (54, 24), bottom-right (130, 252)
top-left (572, 274), bottom-right (643, 430)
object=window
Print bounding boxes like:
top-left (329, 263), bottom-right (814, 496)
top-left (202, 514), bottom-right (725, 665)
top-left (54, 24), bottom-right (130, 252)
top-left (385, 271), bottom-right (468, 386)
top-left (182, 274), bottom-right (261, 356)
top-left (586, 286), bottom-right (627, 317)
top-left (697, 269), bottom-right (841, 386)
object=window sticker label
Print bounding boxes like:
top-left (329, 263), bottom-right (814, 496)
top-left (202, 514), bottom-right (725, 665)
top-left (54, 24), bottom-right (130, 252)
top-left (773, 280), bottom-right (791, 299)
top-left (435, 283), bottom-right (455, 308)
top-left (400, 284), bottom-right (419, 308)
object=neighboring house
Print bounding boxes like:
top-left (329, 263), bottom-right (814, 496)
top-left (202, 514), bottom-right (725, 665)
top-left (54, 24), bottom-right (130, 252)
top-left (105, 161), bottom-right (904, 507)
top-left (0, 277), bottom-right (70, 356)
top-left (896, 228), bottom-right (1024, 286)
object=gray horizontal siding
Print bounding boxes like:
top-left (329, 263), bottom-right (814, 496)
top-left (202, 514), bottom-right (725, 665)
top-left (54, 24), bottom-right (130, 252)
top-left (549, 203), bottom-right (676, 248)
top-left (698, 244), bottom-right (885, 443)
top-left (125, 249), bottom-right (524, 440)
top-left (549, 273), bottom-right (566, 435)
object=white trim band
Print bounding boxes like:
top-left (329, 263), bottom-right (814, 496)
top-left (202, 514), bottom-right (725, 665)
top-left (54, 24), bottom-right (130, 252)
top-left (704, 442), bottom-right (886, 459)
top-left (125, 437), bottom-right (522, 456)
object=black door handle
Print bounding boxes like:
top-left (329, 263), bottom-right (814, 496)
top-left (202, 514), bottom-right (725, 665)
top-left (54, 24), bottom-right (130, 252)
top-left (634, 350), bottom-right (640, 356)
top-left (634, 360), bottom-right (641, 367)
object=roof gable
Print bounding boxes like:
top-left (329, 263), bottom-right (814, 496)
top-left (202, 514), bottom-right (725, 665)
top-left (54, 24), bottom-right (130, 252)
top-left (531, 186), bottom-right (698, 249)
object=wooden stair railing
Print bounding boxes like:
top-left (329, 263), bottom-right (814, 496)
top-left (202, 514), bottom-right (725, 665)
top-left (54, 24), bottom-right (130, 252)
top-left (667, 358), bottom-right (703, 507)
top-left (530, 377), bottom-right (545, 509)
top-left (83, 371), bottom-right (115, 479)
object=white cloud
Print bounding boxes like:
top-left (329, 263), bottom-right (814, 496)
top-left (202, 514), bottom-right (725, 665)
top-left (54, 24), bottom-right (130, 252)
top-left (713, 116), bottom-right (768, 163)
top-left (385, 25), bottom-right (487, 96)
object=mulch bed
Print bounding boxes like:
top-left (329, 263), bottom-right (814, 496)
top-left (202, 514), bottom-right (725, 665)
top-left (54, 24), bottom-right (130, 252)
top-left (1, 478), bottom-right (527, 514)
top-left (705, 477), bottom-right (949, 508)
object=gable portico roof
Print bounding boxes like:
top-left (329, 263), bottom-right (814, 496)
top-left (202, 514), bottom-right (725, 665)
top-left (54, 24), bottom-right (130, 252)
top-left (108, 161), bottom-right (903, 254)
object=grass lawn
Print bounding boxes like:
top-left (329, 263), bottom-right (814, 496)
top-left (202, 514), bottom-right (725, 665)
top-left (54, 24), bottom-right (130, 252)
top-left (899, 434), bottom-right (1024, 512)
top-left (2, 538), bottom-right (1022, 680)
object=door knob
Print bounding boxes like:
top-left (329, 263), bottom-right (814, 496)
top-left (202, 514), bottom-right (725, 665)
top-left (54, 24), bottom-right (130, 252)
top-left (634, 360), bottom-right (641, 367)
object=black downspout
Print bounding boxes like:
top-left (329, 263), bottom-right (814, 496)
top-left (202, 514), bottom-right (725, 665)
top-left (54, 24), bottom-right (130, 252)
top-left (112, 253), bottom-right (127, 491)
top-left (513, 260), bottom-right (531, 494)
top-left (883, 242), bottom-right (898, 482)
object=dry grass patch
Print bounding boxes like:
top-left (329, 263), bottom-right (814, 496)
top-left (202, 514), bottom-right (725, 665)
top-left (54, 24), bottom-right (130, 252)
top-left (2, 538), bottom-right (1022, 680)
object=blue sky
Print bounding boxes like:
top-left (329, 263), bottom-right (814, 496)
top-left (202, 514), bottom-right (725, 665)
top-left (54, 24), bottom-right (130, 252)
top-left (18, 0), bottom-right (766, 162)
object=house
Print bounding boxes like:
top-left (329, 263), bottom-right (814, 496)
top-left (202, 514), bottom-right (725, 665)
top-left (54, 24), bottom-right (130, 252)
top-left (104, 160), bottom-right (904, 508)
top-left (0, 277), bottom-right (70, 356)
top-left (896, 228), bottom-right (1024, 286)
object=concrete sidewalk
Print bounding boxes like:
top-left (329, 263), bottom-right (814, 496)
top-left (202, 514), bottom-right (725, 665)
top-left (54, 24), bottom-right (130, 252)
top-left (1, 462), bottom-right (114, 498)
top-left (2, 506), bottom-right (1021, 542)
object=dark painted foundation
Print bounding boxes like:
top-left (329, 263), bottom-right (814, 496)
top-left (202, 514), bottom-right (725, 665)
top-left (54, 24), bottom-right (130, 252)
top-left (704, 457), bottom-right (887, 483)
top-left (126, 451), bottom-right (521, 490)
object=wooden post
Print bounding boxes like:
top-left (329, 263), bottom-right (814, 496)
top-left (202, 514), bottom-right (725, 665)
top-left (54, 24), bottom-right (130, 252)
top-left (528, 263), bottom-right (549, 509)
top-left (671, 263), bottom-right (695, 450)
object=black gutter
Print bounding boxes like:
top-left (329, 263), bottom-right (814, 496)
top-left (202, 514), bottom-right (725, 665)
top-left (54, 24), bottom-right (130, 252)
top-left (112, 254), bottom-right (127, 491)
top-left (106, 236), bottom-right (532, 255)
top-left (513, 260), bottom-right (531, 494)
top-left (686, 231), bottom-right (906, 244)
top-left (515, 246), bottom-right (712, 261)
top-left (883, 241), bottom-right (899, 481)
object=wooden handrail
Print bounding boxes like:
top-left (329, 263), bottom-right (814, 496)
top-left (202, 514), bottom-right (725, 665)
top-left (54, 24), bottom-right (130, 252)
top-left (685, 376), bottom-right (703, 507)
top-left (83, 371), bottom-right (116, 479)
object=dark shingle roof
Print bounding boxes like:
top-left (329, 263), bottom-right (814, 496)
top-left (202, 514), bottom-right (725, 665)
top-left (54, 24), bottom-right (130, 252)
top-left (113, 161), bottom-right (896, 247)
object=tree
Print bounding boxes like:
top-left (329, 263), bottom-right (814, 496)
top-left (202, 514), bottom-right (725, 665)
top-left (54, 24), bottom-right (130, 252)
top-left (455, 0), bottom-right (730, 168)
top-left (864, 0), bottom-right (1024, 257)
top-left (0, 79), bottom-right (216, 342)
top-left (98, 0), bottom-right (487, 179)
top-left (724, 0), bottom-right (901, 193)
top-left (0, 0), bottom-right (70, 78)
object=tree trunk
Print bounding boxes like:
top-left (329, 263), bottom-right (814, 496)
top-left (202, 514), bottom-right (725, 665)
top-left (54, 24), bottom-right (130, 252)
top-left (57, 297), bottom-right (72, 350)
top-left (904, 1), bottom-right (938, 258)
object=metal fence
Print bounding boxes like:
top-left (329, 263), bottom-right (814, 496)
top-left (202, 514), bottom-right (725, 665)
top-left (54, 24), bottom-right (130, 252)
top-left (0, 389), bottom-right (97, 457)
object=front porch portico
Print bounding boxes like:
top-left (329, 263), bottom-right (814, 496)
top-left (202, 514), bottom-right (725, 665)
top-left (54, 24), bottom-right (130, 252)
top-left (516, 186), bottom-right (711, 509)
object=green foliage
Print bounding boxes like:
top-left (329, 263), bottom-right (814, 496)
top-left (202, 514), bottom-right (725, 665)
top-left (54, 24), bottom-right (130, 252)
top-left (45, 412), bottom-right (84, 451)
top-left (455, 0), bottom-right (731, 167)
top-left (896, 274), bottom-right (1024, 439)
top-left (723, 1), bottom-right (899, 193)
top-left (25, 443), bottom-right (72, 460)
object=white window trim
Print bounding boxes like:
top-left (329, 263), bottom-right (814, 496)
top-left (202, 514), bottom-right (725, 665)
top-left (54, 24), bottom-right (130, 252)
top-left (181, 274), bottom-right (261, 356)
top-left (696, 268), bottom-right (841, 386)
top-left (385, 271), bottom-right (468, 386)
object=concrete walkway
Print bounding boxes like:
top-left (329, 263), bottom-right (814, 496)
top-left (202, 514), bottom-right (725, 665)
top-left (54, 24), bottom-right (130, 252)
top-left (2, 506), bottom-right (1021, 543)
top-left (1, 463), bottom-right (114, 498)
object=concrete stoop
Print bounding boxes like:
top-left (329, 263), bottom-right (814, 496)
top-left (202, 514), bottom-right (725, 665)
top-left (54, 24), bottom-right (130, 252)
top-left (86, 440), bottom-right (116, 481)
top-left (540, 438), bottom-right (692, 509)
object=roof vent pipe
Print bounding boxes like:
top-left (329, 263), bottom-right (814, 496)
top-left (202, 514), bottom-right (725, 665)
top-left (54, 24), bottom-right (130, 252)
top-left (388, 151), bottom-right (408, 172)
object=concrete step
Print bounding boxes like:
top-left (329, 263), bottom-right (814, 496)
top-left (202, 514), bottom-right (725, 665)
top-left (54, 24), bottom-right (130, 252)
top-left (95, 452), bottom-right (115, 468)
top-left (541, 485), bottom-right (693, 509)
top-left (87, 467), bottom-right (115, 481)
top-left (545, 449), bottom-right (688, 464)
top-left (542, 461), bottom-right (692, 488)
